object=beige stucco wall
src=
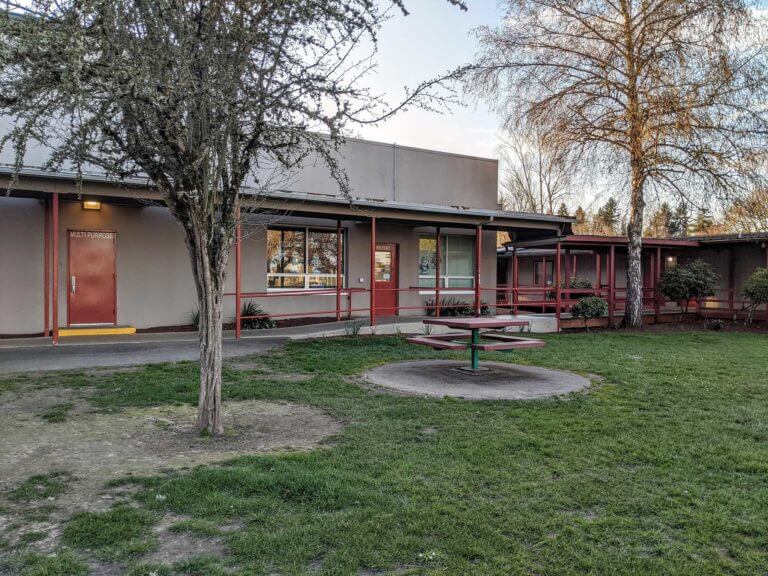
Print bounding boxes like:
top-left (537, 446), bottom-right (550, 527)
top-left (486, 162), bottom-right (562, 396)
top-left (0, 197), bottom-right (45, 334)
top-left (0, 197), bottom-right (498, 334)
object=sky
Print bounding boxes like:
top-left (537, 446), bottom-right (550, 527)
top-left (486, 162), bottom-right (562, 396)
top-left (352, 1), bottom-right (505, 160)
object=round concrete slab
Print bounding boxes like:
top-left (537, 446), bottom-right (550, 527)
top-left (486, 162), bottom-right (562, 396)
top-left (363, 360), bottom-right (590, 400)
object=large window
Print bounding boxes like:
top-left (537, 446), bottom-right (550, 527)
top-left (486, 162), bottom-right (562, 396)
top-left (267, 227), bottom-right (344, 290)
top-left (533, 260), bottom-right (554, 286)
top-left (418, 234), bottom-right (475, 289)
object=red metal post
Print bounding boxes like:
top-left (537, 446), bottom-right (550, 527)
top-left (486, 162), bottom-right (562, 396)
top-left (512, 251), bottom-right (519, 315)
top-left (541, 255), bottom-right (547, 313)
top-left (596, 252), bottom-right (602, 297)
top-left (235, 207), bottom-right (242, 339)
top-left (44, 199), bottom-right (50, 337)
top-left (52, 193), bottom-right (59, 345)
top-left (655, 247), bottom-right (662, 322)
top-left (555, 241), bottom-right (562, 331)
top-left (474, 224), bottom-right (482, 316)
top-left (370, 217), bottom-right (377, 327)
top-left (336, 219), bottom-right (342, 322)
top-left (564, 248), bottom-right (570, 284)
top-left (608, 244), bottom-right (615, 328)
top-left (435, 226), bottom-right (441, 318)
top-left (728, 247), bottom-right (735, 315)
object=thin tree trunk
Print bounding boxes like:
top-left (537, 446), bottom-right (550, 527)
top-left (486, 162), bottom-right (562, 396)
top-left (184, 216), bottom-right (230, 436)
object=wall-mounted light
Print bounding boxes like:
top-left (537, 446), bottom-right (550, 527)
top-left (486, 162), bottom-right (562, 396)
top-left (82, 200), bottom-right (101, 211)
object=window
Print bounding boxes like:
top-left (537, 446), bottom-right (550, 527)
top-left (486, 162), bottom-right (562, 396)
top-left (418, 235), bottom-right (475, 289)
top-left (267, 227), bottom-right (344, 289)
top-left (534, 260), bottom-right (554, 286)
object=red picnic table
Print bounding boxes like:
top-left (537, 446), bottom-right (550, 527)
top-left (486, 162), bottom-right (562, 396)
top-left (406, 316), bottom-right (546, 372)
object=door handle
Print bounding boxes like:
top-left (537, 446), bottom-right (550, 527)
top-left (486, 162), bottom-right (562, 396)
top-left (71, 275), bottom-right (76, 294)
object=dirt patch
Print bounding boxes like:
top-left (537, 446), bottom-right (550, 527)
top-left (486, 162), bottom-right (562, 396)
top-left (0, 386), bottom-right (343, 552)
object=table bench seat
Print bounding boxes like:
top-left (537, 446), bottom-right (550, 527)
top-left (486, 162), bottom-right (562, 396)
top-left (469, 333), bottom-right (547, 352)
top-left (406, 333), bottom-right (471, 350)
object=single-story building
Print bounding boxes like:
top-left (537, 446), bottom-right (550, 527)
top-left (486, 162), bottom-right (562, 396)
top-left (0, 136), bottom-right (573, 341)
top-left (498, 233), bottom-right (768, 329)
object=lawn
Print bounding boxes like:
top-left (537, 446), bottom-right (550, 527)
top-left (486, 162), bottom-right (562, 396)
top-left (2, 332), bottom-right (768, 575)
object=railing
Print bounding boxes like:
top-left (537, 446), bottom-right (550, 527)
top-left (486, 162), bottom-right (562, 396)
top-left (226, 283), bottom-right (767, 334)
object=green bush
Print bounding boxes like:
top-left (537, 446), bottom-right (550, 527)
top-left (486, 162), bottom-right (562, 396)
top-left (424, 297), bottom-right (491, 317)
top-left (565, 276), bottom-right (593, 290)
top-left (742, 267), bottom-right (768, 323)
top-left (570, 296), bottom-right (609, 330)
top-left (240, 300), bottom-right (276, 329)
top-left (658, 259), bottom-right (719, 318)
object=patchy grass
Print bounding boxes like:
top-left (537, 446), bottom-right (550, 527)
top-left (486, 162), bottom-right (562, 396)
top-left (8, 471), bottom-right (74, 502)
top-left (62, 506), bottom-right (158, 562)
top-left (3, 332), bottom-right (768, 574)
top-left (0, 550), bottom-right (89, 576)
top-left (40, 402), bottom-right (74, 423)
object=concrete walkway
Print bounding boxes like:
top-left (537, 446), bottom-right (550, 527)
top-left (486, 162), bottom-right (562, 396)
top-left (0, 337), bottom-right (288, 374)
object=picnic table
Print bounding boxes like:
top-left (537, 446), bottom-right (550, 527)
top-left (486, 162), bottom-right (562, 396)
top-left (407, 316), bottom-right (546, 372)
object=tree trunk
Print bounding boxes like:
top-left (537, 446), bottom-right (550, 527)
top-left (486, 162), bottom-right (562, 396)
top-left (624, 168), bottom-right (645, 328)
top-left (183, 216), bottom-right (231, 436)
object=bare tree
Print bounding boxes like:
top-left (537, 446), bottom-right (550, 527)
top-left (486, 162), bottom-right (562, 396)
top-left (498, 124), bottom-right (574, 214)
top-left (460, 0), bottom-right (768, 327)
top-left (723, 188), bottom-right (768, 232)
top-left (0, 0), bottom-right (457, 434)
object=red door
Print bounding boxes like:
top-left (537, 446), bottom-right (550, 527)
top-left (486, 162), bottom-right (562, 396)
top-left (374, 243), bottom-right (399, 316)
top-left (68, 230), bottom-right (117, 325)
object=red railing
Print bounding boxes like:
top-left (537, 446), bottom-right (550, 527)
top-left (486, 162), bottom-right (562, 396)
top-left (227, 283), bottom-right (767, 334)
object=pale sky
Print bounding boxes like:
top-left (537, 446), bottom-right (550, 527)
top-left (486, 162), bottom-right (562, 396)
top-left (353, 1), bottom-right (504, 160)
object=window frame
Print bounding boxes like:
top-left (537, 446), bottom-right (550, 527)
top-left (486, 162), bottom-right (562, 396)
top-left (266, 226), bottom-right (346, 291)
top-left (418, 234), bottom-right (476, 292)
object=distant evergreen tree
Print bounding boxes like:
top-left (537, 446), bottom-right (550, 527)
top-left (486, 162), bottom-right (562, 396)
top-left (556, 202), bottom-right (569, 217)
top-left (593, 198), bottom-right (620, 235)
top-left (645, 202), bottom-right (674, 237)
top-left (691, 207), bottom-right (715, 234)
top-left (573, 206), bottom-right (589, 234)
top-left (670, 201), bottom-right (690, 237)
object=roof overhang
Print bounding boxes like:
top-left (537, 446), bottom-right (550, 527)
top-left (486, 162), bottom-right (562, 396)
top-left (0, 170), bottom-right (572, 242)
top-left (508, 234), bottom-right (700, 250)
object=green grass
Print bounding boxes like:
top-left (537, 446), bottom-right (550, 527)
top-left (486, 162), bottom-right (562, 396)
top-left (8, 471), bottom-right (74, 502)
top-left (62, 506), bottom-right (158, 562)
top-left (1, 550), bottom-right (89, 576)
top-left (41, 402), bottom-right (74, 423)
top-left (6, 332), bottom-right (768, 574)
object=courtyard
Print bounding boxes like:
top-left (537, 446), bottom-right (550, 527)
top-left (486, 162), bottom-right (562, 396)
top-left (1, 331), bottom-right (767, 575)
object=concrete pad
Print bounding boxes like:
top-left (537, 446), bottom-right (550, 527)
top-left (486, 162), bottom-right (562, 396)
top-left (362, 360), bottom-right (590, 400)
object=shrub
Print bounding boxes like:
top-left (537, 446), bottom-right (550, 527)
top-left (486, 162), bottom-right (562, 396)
top-left (742, 268), bottom-right (768, 323)
top-left (706, 318), bottom-right (724, 331)
top-left (190, 309), bottom-right (199, 328)
top-left (240, 300), bottom-right (276, 329)
top-left (570, 296), bottom-right (609, 330)
top-left (424, 297), bottom-right (491, 317)
top-left (658, 259), bottom-right (719, 319)
top-left (344, 319), bottom-right (366, 337)
top-left (565, 276), bottom-right (593, 290)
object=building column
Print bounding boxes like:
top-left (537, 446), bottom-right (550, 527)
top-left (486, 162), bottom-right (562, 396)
top-left (608, 244), bottom-right (616, 329)
top-left (370, 217), bottom-right (377, 327)
top-left (654, 247), bottom-right (661, 323)
top-left (512, 250), bottom-right (519, 315)
top-left (595, 251), bottom-right (602, 297)
top-left (44, 199), bottom-right (50, 338)
top-left (435, 226), bottom-right (441, 318)
top-left (727, 247), bottom-right (735, 314)
top-left (336, 219), bottom-right (343, 322)
top-left (474, 224), bottom-right (482, 317)
top-left (555, 242), bottom-right (562, 331)
top-left (234, 207), bottom-right (242, 339)
top-left (52, 193), bottom-right (59, 345)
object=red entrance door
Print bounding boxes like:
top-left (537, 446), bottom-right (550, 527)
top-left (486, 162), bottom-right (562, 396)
top-left (374, 243), bottom-right (399, 316)
top-left (68, 230), bottom-right (117, 325)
